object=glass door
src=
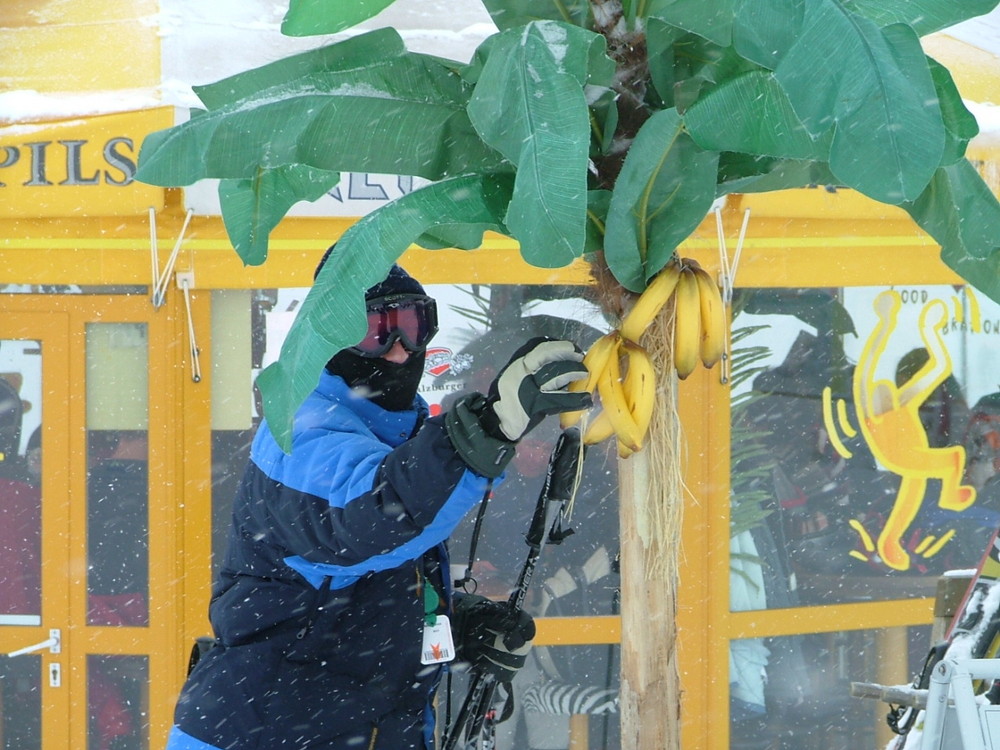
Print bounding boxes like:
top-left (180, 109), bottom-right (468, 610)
top-left (0, 312), bottom-right (71, 750)
top-left (0, 296), bottom-right (187, 750)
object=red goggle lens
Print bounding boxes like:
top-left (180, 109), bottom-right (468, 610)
top-left (352, 295), bottom-right (438, 357)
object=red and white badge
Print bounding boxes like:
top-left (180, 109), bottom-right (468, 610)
top-left (421, 614), bottom-right (456, 665)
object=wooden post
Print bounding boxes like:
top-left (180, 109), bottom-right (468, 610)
top-left (616, 311), bottom-right (683, 750)
top-left (618, 446), bottom-right (681, 750)
top-left (568, 715), bottom-right (589, 749)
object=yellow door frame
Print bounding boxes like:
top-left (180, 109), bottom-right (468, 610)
top-left (0, 292), bottom-right (210, 749)
top-left (0, 310), bottom-right (72, 748)
top-left (0, 185), bottom-right (980, 749)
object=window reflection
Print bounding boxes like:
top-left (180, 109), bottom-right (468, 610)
top-left (87, 655), bottom-right (148, 750)
top-left (86, 431), bottom-right (149, 627)
top-left (0, 352), bottom-right (43, 625)
top-left (731, 287), bottom-right (1000, 611)
top-left (473, 642), bottom-right (621, 750)
top-left (85, 322), bottom-right (150, 627)
top-left (729, 627), bottom-right (929, 750)
top-left (0, 655), bottom-right (41, 750)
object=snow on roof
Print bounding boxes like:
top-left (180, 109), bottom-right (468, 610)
top-left (946, 10), bottom-right (1000, 56)
top-left (3, 0), bottom-right (999, 143)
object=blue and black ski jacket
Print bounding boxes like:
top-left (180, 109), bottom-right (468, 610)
top-left (167, 372), bottom-right (499, 750)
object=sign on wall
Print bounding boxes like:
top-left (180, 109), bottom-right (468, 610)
top-left (0, 108), bottom-right (169, 219)
top-left (183, 172), bottom-right (430, 218)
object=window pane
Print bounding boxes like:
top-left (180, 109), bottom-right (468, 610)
top-left (0, 655), bottom-right (41, 750)
top-left (216, 284), bottom-right (621, 616)
top-left (730, 626), bottom-right (929, 750)
top-left (85, 324), bottom-right (149, 627)
top-left (0, 346), bottom-right (42, 626)
top-left (87, 655), bottom-right (148, 750)
top-left (731, 286), bottom-right (998, 610)
top-left (453, 642), bottom-right (621, 750)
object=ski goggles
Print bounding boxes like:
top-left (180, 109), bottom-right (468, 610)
top-left (350, 294), bottom-right (439, 357)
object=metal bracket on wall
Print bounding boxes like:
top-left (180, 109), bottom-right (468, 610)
top-left (176, 270), bottom-right (202, 383)
top-left (714, 206), bottom-right (751, 386)
top-left (149, 208), bottom-right (194, 308)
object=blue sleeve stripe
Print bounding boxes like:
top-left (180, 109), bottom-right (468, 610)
top-left (166, 726), bottom-right (222, 750)
top-left (283, 469), bottom-right (492, 589)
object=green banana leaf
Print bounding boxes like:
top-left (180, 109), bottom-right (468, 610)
top-left (646, 0), bottom-right (736, 45)
top-left (192, 29), bottom-right (410, 108)
top-left (657, 29), bottom-right (761, 111)
top-left (684, 70), bottom-right (830, 160)
top-left (604, 108), bottom-right (719, 291)
top-left (902, 159), bottom-right (1000, 337)
top-left (904, 160), bottom-right (1000, 262)
top-left (135, 31), bottom-right (501, 187)
top-left (479, 0), bottom-right (593, 30)
top-left (256, 173), bottom-right (514, 450)
top-left (731, 0), bottom-right (803, 70)
top-left (774, 3), bottom-right (945, 203)
top-left (716, 156), bottom-right (838, 194)
top-left (927, 57), bottom-right (981, 165)
top-left (281, 0), bottom-right (398, 36)
top-left (467, 22), bottom-right (604, 267)
top-left (846, 0), bottom-right (999, 36)
top-left (219, 166), bottom-right (341, 266)
top-left (585, 189), bottom-right (613, 257)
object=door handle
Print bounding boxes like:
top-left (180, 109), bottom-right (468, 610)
top-left (7, 628), bottom-right (61, 657)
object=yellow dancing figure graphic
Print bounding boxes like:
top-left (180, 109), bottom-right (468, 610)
top-left (853, 290), bottom-right (976, 571)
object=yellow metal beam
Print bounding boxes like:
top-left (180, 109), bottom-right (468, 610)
top-left (728, 598), bottom-right (936, 640)
top-left (534, 616), bottom-right (621, 646)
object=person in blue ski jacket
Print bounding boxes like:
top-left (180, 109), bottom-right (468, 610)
top-left (165, 259), bottom-right (592, 750)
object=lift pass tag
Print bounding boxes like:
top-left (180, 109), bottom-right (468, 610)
top-left (421, 615), bottom-right (455, 665)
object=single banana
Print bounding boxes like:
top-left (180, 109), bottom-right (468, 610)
top-left (691, 264), bottom-right (726, 368)
top-left (582, 408), bottom-right (615, 445)
top-left (619, 261), bottom-right (682, 343)
top-left (560, 331), bottom-right (620, 428)
top-left (621, 338), bottom-right (657, 446)
top-left (617, 440), bottom-right (635, 460)
top-left (672, 266), bottom-right (701, 380)
top-left (597, 342), bottom-right (642, 451)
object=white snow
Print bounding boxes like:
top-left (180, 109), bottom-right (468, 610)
top-left (3, 0), bottom-right (1000, 147)
top-left (946, 9), bottom-right (1000, 57)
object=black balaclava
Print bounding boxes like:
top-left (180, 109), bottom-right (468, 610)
top-left (321, 259), bottom-right (430, 412)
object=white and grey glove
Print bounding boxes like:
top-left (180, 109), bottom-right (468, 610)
top-left (445, 338), bottom-right (591, 477)
top-left (482, 338), bottom-right (591, 441)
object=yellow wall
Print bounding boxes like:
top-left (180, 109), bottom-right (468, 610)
top-left (0, 0), bottom-right (160, 99)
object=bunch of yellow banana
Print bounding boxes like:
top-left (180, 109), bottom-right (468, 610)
top-left (560, 257), bottom-right (727, 456)
top-left (559, 331), bottom-right (656, 457)
top-left (673, 259), bottom-right (726, 379)
top-left (618, 257), bottom-right (725, 379)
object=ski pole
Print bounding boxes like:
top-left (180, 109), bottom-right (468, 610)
top-left (443, 427), bottom-right (583, 750)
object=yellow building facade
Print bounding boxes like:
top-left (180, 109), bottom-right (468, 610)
top-left (2, 2), bottom-right (1000, 749)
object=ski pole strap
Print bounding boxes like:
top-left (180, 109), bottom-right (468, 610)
top-left (454, 480), bottom-right (494, 593)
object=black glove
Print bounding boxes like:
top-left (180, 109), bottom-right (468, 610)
top-left (445, 338), bottom-right (591, 478)
top-left (452, 594), bottom-right (535, 682)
